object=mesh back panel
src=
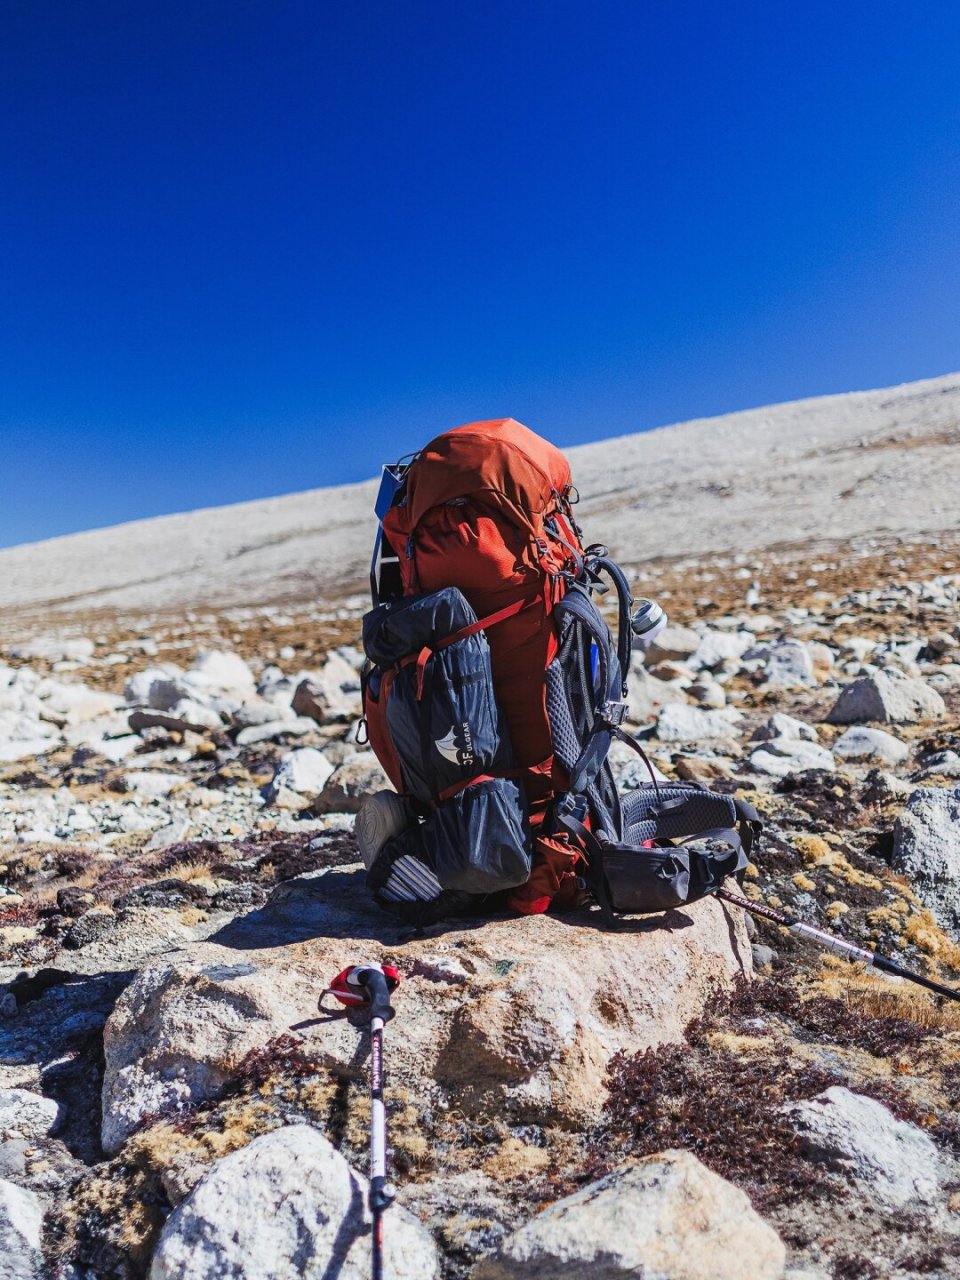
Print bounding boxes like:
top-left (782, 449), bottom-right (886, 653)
top-left (545, 660), bottom-right (580, 771)
top-left (619, 785), bottom-right (736, 841)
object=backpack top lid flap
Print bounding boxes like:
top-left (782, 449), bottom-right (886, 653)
top-left (392, 418), bottom-right (573, 531)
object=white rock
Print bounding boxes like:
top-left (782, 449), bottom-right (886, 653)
top-left (750, 713), bottom-right (818, 743)
top-left (833, 726), bottom-right (909, 765)
top-left (655, 704), bottom-right (743, 743)
top-left (235, 716), bottom-right (318, 746)
top-left (186, 651), bottom-right (256, 695)
top-left (123, 771), bottom-right (185, 800)
top-left (64, 805), bottom-right (97, 833)
top-left (0, 738), bottom-right (59, 763)
top-left (626, 669), bottom-right (690, 723)
top-left (688, 629), bottom-right (754, 672)
top-left (0, 1088), bottom-right (62, 1141)
top-left (741, 614), bottom-right (778, 634)
top-left (292, 653), bottom-right (362, 723)
top-left (0, 709), bottom-right (58, 744)
top-left (145, 818), bottom-right (195, 852)
top-left (688, 679), bottom-right (726, 708)
top-left (167, 700), bottom-right (225, 732)
top-left (841, 636), bottom-right (876, 662)
top-left (10, 635), bottom-right (94, 662)
top-left (782, 1086), bottom-right (941, 1209)
top-left (0, 1178), bottom-right (44, 1280)
top-left (124, 664), bottom-right (183, 705)
top-left (93, 735), bottom-right (143, 763)
top-left (643, 625), bottom-right (701, 665)
top-left (149, 1125), bottom-right (439, 1280)
top-left (807, 640), bottom-right (835, 676)
top-left (268, 748), bottom-right (335, 799)
top-left (744, 638), bottom-right (816, 688)
top-left (231, 699), bottom-right (295, 729)
top-left (749, 738), bottom-right (836, 778)
top-left (826, 669), bottom-right (946, 725)
top-left (63, 712), bottom-right (135, 746)
top-left (314, 756), bottom-right (392, 813)
top-left (892, 787), bottom-right (960, 932)
top-left (36, 680), bottom-right (122, 722)
top-left (119, 808), bottom-right (166, 834)
top-left (472, 1149), bottom-right (784, 1280)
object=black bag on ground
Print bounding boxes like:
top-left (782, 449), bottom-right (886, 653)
top-left (556, 784), bottom-right (757, 923)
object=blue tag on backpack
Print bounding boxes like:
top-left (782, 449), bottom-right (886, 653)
top-left (375, 462), bottom-right (407, 521)
top-left (370, 462), bottom-right (412, 603)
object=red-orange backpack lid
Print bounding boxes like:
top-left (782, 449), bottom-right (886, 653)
top-left (396, 418), bottom-right (573, 533)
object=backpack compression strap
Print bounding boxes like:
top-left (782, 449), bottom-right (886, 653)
top-left (395, 593), bottom-right (543, 700)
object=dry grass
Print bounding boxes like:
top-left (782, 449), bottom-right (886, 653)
top-left (807, 960), bottom-right (960, 1033)
top-left (163, 857), bottom-right (220, 885)
top-left (901, 908), bottom-right (960, 970)
top-left (794, 834), bottom-right (885, 891)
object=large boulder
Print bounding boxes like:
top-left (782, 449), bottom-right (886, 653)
top-left (101, 959), bottom-right (307, 1154)
top-left (101, 870), bottom-right (752, 1153)
top-left (781, 1087), bottom-right (942, 1210)
top-left (891, 787), bottom-right (960, 932)
top-left (149, 1124), bottom-right (439, 1280)
top-left (471, 1149), bottom-right (785, 1280)
top-left (0, 1178), bottom-right (43, 1280)
top-left (826, 670), bottom-right (945, 725)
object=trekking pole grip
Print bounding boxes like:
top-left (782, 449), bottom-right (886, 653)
top-left (359, 967), bottom-right (396, 1024)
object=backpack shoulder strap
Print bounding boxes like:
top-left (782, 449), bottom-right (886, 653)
top-left (581, 549), bottom-right (634, 687)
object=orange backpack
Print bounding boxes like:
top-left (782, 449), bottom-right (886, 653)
top-left (366, 417), bottom-right (632, 912)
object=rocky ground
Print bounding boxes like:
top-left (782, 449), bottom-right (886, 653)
top-left (1, 526), bottom-right (959, 1279)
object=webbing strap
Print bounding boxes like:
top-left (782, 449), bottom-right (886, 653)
top-left (678, 827), bottom-right (743, 855)
top-left (435, 768), bottom-right (523, 803)
top-left (610, 726), bottom-right (663, 805)
top-left (436, 593), bottom-right (542, 651)
top-left (554, 799), bottom-right (619, 929)
top-left (396, 594), bottom-right (543, 702)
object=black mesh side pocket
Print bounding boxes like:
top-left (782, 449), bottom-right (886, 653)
top-left (367, 776), bottom-right (531, 913)
top-left (426, 777), bottom-right (531, 893)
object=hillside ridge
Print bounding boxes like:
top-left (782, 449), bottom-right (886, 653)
top-left (3, 370), bottom-right (958, 621)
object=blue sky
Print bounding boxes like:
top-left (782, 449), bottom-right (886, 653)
top-left (2, 1), bottom-right (959, 548)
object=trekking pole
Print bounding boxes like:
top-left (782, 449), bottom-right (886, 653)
top-left (716, 886), bottom-right (960, 1003)
top-left (324, 964), bottom-right (401, 1280)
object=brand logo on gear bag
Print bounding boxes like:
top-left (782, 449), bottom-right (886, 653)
top-left (435, 721), bottom-right (475, 768)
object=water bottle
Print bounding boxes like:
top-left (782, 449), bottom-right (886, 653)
top-left (631, 598), bottom-right (667, 647)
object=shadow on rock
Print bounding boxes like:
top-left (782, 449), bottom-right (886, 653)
top-left (1, 969), bottom-right (132, 1162)
top-left (209, 868), bottom-right (488, 949)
